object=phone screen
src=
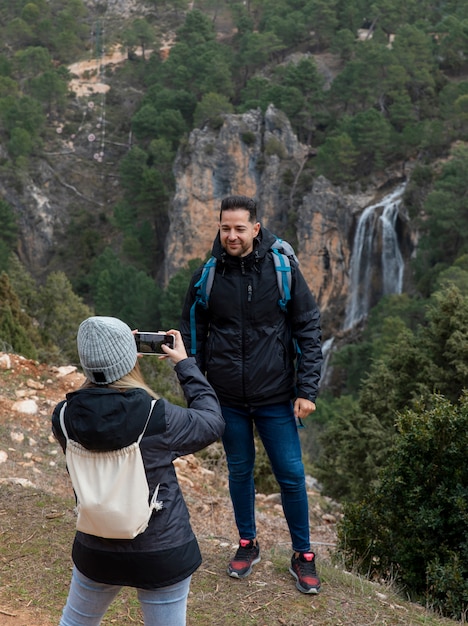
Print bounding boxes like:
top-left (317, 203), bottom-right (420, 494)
top-left (134, 332), bottom-right (175, 355)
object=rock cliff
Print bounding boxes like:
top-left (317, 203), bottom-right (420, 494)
top-left (163, 105), bottom-right (307, 281)
top-left (164, 105), bottom-right (414, 335)
top-left (4, 89), bottom-right (413, 339)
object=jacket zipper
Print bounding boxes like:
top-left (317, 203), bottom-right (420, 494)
top-left (240, 260), bottom-right (250, 402)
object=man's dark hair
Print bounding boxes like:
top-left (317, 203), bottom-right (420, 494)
top-left (220, 195), bottom-right (257, 222)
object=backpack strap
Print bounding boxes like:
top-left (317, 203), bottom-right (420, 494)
top-left (271, 247), bottom-right (291, 312)
top-left (137, 400), bottom-right (157, 443)
top-left (59, 399), bottom-right (156, 445)
top-left (193, 256), bottom-right (217, 309)
top-left (59, 402), bottom-right (69, 440)
top-left (271, 237), bottom-right (299, 264)
top-left (271, 238), bottom-right (298, 312)
top-left (190, 256), bottom-right (217, 355)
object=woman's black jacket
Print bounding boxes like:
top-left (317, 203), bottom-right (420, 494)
top-left (51, 357), bottom-right (224, 589)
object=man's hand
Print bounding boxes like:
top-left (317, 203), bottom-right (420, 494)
top-left (293, 398), bottom-right (316, 420)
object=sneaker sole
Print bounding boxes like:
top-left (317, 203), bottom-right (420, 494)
top-left (227, 556), bottom-right (261, 579)
top-left (289, 567), bottom-right (320, 594)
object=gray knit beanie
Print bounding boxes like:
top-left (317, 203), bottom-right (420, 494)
top-left (77, 316), bottom-right (137, 385)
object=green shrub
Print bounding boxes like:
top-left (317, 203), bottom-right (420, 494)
top-left (241, 131), bottom-right (256, 146)
top-left (264, 137), bottom-right (287, 159)
top-left (0, 271), bottom-right (40, 359)
top-left (336, 393), bottom-right (468, 620)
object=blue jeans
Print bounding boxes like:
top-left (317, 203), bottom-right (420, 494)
top-left (221, 402), bottom-right (310, 553)
top-left (59, 566), bottom-right (191, 626)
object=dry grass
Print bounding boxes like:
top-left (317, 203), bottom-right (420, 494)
top-left (0, 353), bottom-right (460, 625)
top-left (0, 480), bottom-right (459, 626)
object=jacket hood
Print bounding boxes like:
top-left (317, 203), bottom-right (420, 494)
top-left (62, 387), bottom-right (153, 450)
top-left (211, 226), bottom-right (278, 266)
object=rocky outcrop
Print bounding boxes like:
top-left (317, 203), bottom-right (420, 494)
top-left (163, 105), bottom-right (308, 283)
top-left (1, 145), bottom-right (113, 279)
top-left (81, 0), bottom-right (146, 19)
top-left (297, 177), bottom-right (372, 333)
top-left (0, 153), bottom-right (68, 277)
top-left (164, 105), bottom-right (414, 335)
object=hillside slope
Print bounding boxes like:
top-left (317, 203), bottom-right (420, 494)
top-left (0, 352), bottom-right (457, 626)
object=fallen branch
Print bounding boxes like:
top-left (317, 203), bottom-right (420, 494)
top-left (54, 173), bottom-right (104, 207)
top-left (44, 157), bottom-right (104, 207)
top-left (0, 608), bottom-right (16, 616)
top-left (20, 531), bottom-right (36, 545)
top-left (200, 568), bottom-right (218, 576)
top-left (251, 592), bottom-right (292, 612)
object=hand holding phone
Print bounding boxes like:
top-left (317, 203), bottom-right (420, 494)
top-left (134, 332), bottom-right (175, 355)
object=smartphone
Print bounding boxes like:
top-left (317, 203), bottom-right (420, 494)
top-left (134, 332), bottom-right (175, 355)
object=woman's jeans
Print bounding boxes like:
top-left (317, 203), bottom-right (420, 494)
top-left (59, 566), bottom-right (191, 626)
top-left (221, 402), bottom-right (310, 553)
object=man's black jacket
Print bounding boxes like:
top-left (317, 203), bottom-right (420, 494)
top-left (180, 226), bottom-right (322, 407)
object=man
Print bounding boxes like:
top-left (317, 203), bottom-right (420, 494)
top-left (180, 195), bottom-right (323, 594)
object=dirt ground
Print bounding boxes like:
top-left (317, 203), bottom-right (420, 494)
top-left (0, 352), bottom-right (338, 626)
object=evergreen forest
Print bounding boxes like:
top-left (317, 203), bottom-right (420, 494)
top-left (0, 0), bottom-right (468, 618)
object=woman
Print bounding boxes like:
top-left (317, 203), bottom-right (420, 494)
top-left (52, 316), bottom-right (224, 626)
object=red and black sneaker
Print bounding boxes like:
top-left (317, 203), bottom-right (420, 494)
top-left (289, 551), bottom-right (321, 594)
top-left (227, 539), bottom-right (261, 578)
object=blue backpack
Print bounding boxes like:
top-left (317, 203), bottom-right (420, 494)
top-left (189, 238), bottom-right (298, 356)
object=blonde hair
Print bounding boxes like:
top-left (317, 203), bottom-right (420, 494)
top-left (81, 360), bottom-right (160, 400)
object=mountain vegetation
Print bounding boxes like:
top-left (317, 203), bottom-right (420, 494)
top-left (0, 0), bottom-right (468, 619)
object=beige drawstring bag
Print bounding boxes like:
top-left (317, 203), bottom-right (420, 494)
top-left (59, 400), bottom-right (162, 539)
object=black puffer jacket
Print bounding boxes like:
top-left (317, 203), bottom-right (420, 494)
top-left (180, 227), bottom-right (322, 407)
top-left (51, 357), bottom-right (224, 589)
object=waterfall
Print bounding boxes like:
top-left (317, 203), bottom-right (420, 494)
top-left (381, 197), bottom-right (404, 296)
top-left (319, 336), bottom-right (335, 388)
top-left (344, 183), bottom-right (406, 330)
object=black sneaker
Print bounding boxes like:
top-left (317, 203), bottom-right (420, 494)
top-left (289, 551), bottom-right (321, 594)
top-left (227, 539), bottom-right (261, 578)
